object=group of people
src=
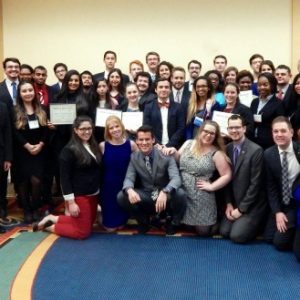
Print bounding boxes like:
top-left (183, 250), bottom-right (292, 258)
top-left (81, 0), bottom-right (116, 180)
top-left (0, 51), bottom-right (299, 262)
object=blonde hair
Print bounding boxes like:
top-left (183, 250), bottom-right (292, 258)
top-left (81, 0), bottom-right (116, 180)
top-left (191, 120), bottom-right (226, 157)
top-left (186, 90), bottom-right (205, 124)
top-left (104, 115), bottom-right (126, 141)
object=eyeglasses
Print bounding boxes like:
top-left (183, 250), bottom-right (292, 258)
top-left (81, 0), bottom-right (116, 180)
top-left (227, 126), bottom-right (242, 131)
top-left (203, 129), bottom-right (216, 136)
top-left (78, 127), bottom-right (93, 132)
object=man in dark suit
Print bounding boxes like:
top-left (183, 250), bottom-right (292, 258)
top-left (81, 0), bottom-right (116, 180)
top-left (220, 115), bottom-right (268, 243)
top-left (51, 63), bottom-right (68, 95)
top-left (93, 50), bottom-right (129, 85)
top-left (135, 72), bottom-right (156, 111)
top-left (184, 60), bottom-right (202, 92)
top-left (264, 116), bottom-right (300, 251)
top-left (117, 125), bottom-right (186, 234)
top-left (275, 64), bottom-right (293, 116)
top-left (170, 67), bottom-right (190, 119)
top-left (145, 51), bottom-right (160, 86)
top-left (0, 102), bottom-right (12, 232)
top-left (143, 78), bottom-right (185, 153)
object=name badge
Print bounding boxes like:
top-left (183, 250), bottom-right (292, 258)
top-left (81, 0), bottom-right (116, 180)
top-left (194, 116), bottom-right (204, 127)
top-left (253, 114), bottom-right (262, 123)
top-left (28, 120), bottom-right (40, 129)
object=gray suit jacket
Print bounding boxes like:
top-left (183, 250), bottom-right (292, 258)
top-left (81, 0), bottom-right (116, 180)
top-left (225, 138), bottom-right (267, 215)
top-left (123, 148), bottom-right (181, 192)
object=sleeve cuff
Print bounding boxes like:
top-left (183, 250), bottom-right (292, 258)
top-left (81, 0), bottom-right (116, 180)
top-left (63, 193), bottom-right (75, 201)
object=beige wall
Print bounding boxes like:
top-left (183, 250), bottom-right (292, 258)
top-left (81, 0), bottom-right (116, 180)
top-left (1, 0), bottom-right (294, 83)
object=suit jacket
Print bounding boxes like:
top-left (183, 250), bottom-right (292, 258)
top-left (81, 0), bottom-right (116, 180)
top-left (264, 141), bottom-right (300, 214)
top-left (0, 102), bottom-right (12, 164)
top-left (139, 92), bottom-right (156, 111)
top-left (93, 71), bottom-right (130, 87)
top-left (122, 147), bottom-right (181, 192)
top-left (250, 95), bottom-right (285, 149)
top-left (281, 84), bottom-right (294, 117)
top-left (225, 138), bottom-right (266, 216)
top-left (170, 85), bottom-right (191, 119)
top-left (0, 80), bottom-right (14, 121)
top-left (143, 98), bottom-right (185, 149)
top-left (51, 82), bottom-right (61, 96)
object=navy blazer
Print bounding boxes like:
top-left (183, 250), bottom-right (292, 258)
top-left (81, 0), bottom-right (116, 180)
top-left (264, 142), bottom-right (300, 214)
top-left (143, 99), bottom-right (185, 149)
top-left (250, 95), bottom-right (285, 149)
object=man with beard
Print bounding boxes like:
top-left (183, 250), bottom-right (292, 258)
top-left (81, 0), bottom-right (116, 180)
top-left (135, 72), bottom-right (155, 111)
top-left (184, 60), bottom-right (202, 92)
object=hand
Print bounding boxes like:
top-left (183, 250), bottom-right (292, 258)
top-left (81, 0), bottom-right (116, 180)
top-left (231, 208), bottom-right (242, 220)
top-left (155, 191), bottom-right (167, 213)
top-left (64, 203), bottom-right (71, 216)
top-left (196, 180), bottom-right (213, 192)
top-left (161, 147), bottom-right (176, 156)
top-left (225, 203), bottom-right (234, 221)
top-left (31, 143), bottom-right (43, 155)
top-left (68, 201), bottom-right (80, 217)
top-left (155, 144), bottom-right (164, 151)
top-left (127, 189), bottom-right (141, 204)
top-left (3, 161), bottom-right (11, 172)
top-left (276, 212), bottom-right (288, 233)
top-left (24, 143), bottom-right (36, 154)
top-left (47, 121), bottom-right (56, 130)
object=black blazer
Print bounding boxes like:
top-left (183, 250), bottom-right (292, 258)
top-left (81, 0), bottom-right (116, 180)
top-left (281, 84), bottom-right (294, 116)
top-left (230, 101), bottom-right (254, 140)
top-left (50, 83), bottom-right (61, 97)
top-left (139, 92), bottom-right (156, 111)
top-left (264, 142), bottom-right (300, 214)
top-left (250, 95), bottom-right (285, 149)
top-left (0, 102), bottom-right (12, 164)
top-left (225, 138), bottom-right (267, 216)
top-left (143, 99), bottom-right (185, 149)
top-left (0, 80), bottom-right (14, 121)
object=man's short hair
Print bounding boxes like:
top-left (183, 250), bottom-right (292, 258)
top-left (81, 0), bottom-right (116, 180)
top-left (103, 50), bottom-right (117, 60)
top-left (20, 64), bottom-right (33, 73)
top-left (249, 54), bottom-right (264, 65)
top-left (228, 114), bottom-right (245, 126)
top-left (171, 66), bottom-right (186, 75)
top-left (135, 71), bottom-right (151, 83)
top-left (275, 64), bottom-right (291, 74)
top-left (145, 51), bottom-right (160, 62)
top-left (53, 63), bottom-right (68, 73)
top-left (3, 57), bottom-right (21, 69)
top-left (187, 60), bottom-right (202, 69)
top-left (154, 77), bottom-right (171, 89)
top-left (213, 55), bottom-right (227, 64)
top-left (272, 116), bottom-right (292, 129)
top-left (136, 125), bottom-right (155, 138)
top-left (34, 65), bottom-right (47, 73)
top-left (80, 70), bottom-right (93, 77)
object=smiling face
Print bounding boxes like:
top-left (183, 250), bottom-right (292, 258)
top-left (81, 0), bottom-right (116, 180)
top-left (195, 79), bottom-right (209, 98)
top-left (294, 77), bottom-right (300, 95)
top-left (224, 85), bottom-right (238, 106)
top-left (107, 120), bottom-right (123, 141)
top-left (275, 68), bottom-right (291, 87)
top-left (238, 76), bottom-right (253, 91)
top-left (33, 68), bottom-right (47, 86)
top-left (136, 131), bottom-right (155, 155)
top-left (130, 63), bottom-right (143, 80)
top-left (225, 71), bottom-right (237, 84)
top-left (4, 60), bottom-right (20, 81)
top-left (136, 75), bottom-right (149, 94)
top-left (188, 62), bottom-right (201, 79)
top-left (272, 121), bottom-right (293, 149)
top-left (146, 54), bottom-right (159, 72)
top-left (155, 80), bottom-right (171, 101)
top-left (257, 76), bottom-right (272, 99)
top-left (199, 124), bottom-right (217, 146)
top-left (159, 65), bottom-right (171, 79)
top-left (227, 118), bottom-right (246, 142)
top-left (109, 71), bottom-right (121, 88)
top-left (260, 64), bottom-right (273, 74)
top-left (74, 121), bottom-right (93, 143)
top-left (20, 82), bottom-right (35, 103)
top-left (171, 70), bottom-right (185, 90)
top-left (125, 84), bottom-right (139, 104)
top-left (68, 74), bottom-right (80, 92)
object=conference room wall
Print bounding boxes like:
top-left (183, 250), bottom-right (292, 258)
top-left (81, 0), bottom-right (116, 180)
top-left (1, 0), bottom-right (293, 83)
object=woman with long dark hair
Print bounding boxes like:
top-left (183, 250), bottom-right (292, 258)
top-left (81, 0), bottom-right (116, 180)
top-left (14, 81), bottom-right (48, 223)
top-left (33, 115), bottom-right (102, 239)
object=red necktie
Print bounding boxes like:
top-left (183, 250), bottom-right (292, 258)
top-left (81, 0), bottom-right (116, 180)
top-left (277, 89), bottom-right (283, 100)
top-left (158, 101), bottom-right (170, 108)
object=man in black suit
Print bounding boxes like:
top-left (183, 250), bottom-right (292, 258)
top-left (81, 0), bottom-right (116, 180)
top-left (170, 67), bottom-right (190, 118)
top-left (51, 63), bottom-right (68, 96)
top-left (93, 50), bottom-right (129, 85)
top-left (135, 72), bottom-right (155, 111)
top-left (184, 60), bottom-right (202, 92)
top-left (264, 116), bottom-right (300, 251)
top-left (145, 51), bottom-right (160, 85)
top-left (143, 78), bottom-right (185, 153)
top-left (220, 115), bottom-right (267, 243)
top-left (275, 65), bottom-right (293, 116)
top-left (0, 102), bottom-right (12, 232)
top-left (117, 125), bottom-right (186, 234)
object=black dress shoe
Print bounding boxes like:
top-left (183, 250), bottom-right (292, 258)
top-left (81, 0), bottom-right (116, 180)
top-left (0, 208), bottom-right (7, 219)
top-left (0, 226), bottom-right (6, 234)
top-left (32, 220), bottom-right (53, 232)
top-left (24, 212), bottom-right (33, 224)
top-left (136, 215), bottom-right (150, 234)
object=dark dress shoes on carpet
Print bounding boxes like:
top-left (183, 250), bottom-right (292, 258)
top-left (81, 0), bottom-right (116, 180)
top-left (0, 208), bottom-right (7, 219)
top-left (0, 225), bottom-right (6, 234)
top-left (32, 220), bottom-right (53, 232)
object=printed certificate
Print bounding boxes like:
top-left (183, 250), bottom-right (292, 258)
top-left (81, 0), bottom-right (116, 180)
top-left (49, 104), bottom-right (76, 125)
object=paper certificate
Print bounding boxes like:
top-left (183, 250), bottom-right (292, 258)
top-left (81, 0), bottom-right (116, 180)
top-left (122, 112), bottom-right (143, 131)
top-left (212, 111), bottom-right (233, 135)
top-left (95, 108), bottom-right (122, 127)
top-left (50, 104), bottom-right (76, 125)
top-left (239, 90), bottom-right (254, 107)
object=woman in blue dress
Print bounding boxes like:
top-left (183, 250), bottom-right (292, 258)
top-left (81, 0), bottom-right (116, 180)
top-left (99, 116), bottom-right (137, 231)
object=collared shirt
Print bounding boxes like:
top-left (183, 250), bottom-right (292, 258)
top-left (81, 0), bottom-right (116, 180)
top-left (5, 78), bottom-right (19, 104)
top-left (188, 80), bottom-right (194, 92)
top-left (278, 142), bottom-right (300, 190)
top-left (172, 87), bottom-right (184, 103)
top-left (257, 94), bottom-right (273, 114)
top-left (232, 138), bottom-right (245, 168)
top-left (34, 84), bottom-right (49, 106)
top-left (104, 70), bottom-right (109, 80)
top-left (158, 99), bottom-right (170, 145)
top-left (277, 84), bottom-right (289, 98)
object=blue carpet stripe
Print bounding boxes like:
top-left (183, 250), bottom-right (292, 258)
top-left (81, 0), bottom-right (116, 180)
top-left (32, 235), bottom-right (300, 300)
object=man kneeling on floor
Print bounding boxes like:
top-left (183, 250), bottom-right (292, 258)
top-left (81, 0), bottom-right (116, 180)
top-left (117, 125), bottom-right (186, 234)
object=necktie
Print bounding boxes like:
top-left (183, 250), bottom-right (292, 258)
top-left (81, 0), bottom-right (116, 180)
top-left (38, 91), bottom-right (44, 104)
top-left (145, 156), bottom-right (152, 175)
top-left (277, 89), bottom-right (283, 100)
top-left (11, 82), bottom-right (17, 104)
top-left (281, 151), bottom-right (290, 205)
top-left (158, 101), bottom-right (170, 109)
top-left (175, 90), bottom-right (180, 103)
top-left (233, 146), bottom-right (240, 167)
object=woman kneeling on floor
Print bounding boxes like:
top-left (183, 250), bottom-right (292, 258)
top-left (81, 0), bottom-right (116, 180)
top-left (33, 115), bottom-right (102, 239)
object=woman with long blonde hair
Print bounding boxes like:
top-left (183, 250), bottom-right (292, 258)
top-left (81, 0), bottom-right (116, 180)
top-left (14, 81), bottom-right (48, 223)
top-left (170, 120), bottom-right (231, 236)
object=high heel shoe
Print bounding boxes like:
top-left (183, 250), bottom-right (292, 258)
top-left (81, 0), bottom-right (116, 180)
top-left (32, 220), bottom-right (53, 232)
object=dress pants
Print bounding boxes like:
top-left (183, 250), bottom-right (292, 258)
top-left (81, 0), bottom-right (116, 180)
top-left (55, 195), bottom-right (98, 239)
top-left (0, 170), bottom-right (8, 215)
top-left (293, 229), bottom-right (300, 262)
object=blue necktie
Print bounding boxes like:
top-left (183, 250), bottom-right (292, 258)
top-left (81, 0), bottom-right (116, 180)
top-left (11, 82), bottom-right (17, 104)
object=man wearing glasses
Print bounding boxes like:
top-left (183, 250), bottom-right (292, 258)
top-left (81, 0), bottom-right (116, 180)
top-left (219, 114), bottom-right (268, 243)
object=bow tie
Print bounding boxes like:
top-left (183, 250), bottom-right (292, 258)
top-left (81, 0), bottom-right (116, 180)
top-left (158, 101), bottom-right (170, 108)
